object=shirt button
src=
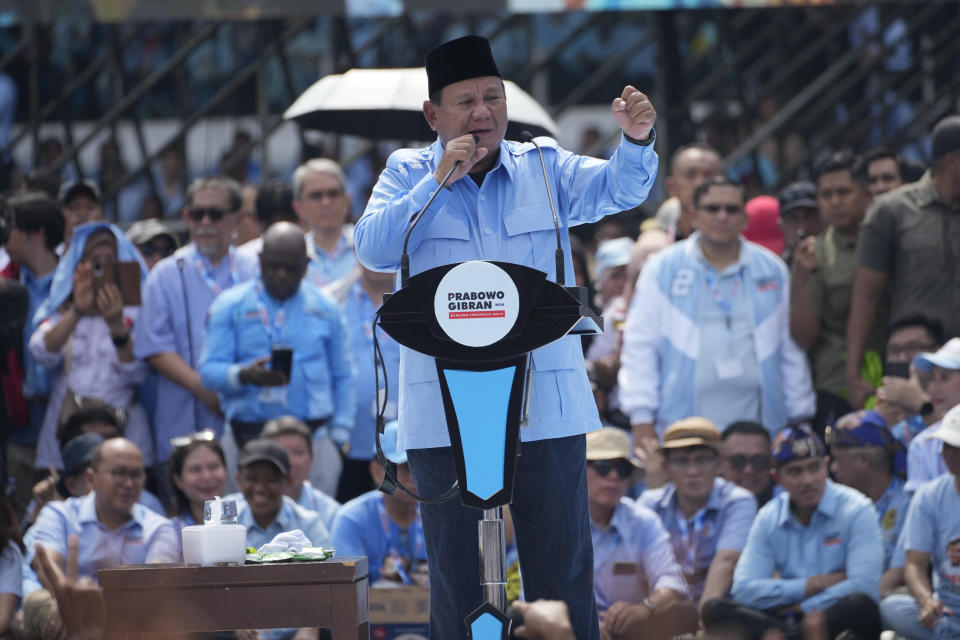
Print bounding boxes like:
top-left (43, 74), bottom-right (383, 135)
top-left (485, 228), bottom-right (492, 235)
top-left (480, 195), bottom-right (486, 202)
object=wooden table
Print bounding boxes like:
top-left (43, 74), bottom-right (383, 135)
top-left (98, 558), bottom-right (369, 639)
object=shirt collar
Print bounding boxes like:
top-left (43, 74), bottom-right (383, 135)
top-left (429, 137), bottom-right (515, 183)
top-left (21, 265), bottom-right (55, 289)
top-left (80, 492), bottom-right (143, 528)
top-left (691, 233), bottom-right (749, 274)
top-left (660, 478), bottom-right (723, 516)
top-left (913, 170), bottom-right (949, 208)
top-left (826, 225), bottom-right (857, 250)
top-left (775, 479), bottom-right (837, 527)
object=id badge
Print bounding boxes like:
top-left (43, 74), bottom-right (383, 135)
top-left (259, 386), bottom-right (288, 404)
top-left (715, 357), bottom-right (744, 380)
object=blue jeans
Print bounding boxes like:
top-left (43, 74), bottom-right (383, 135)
top-left (880, 593), bottom-right (960, 639)
top-left (408, 434), bottom-right (600, 640)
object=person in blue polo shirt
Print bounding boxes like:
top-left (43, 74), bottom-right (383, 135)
top-left (331, 422), bottom-right (427, 586)
top-left (702, 426), bottom-right (883, 640)
top-left (826, 409), bottom-right (911, 597)
top-left (586, 428), bottom-right (695, 640)
top-left (199, 221), bottom-right (354, 449)
top-left (639, 417), bottom-right (757, 611)
top-left (232, 438), bottom-right (330, 550)
top-left (260, 416), bottom-right (340, 531)
top-left (880, 405), bottom-right (960, 639)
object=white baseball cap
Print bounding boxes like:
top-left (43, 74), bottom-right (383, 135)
top-left (914, 337), bottom-right (960, 373)
top-left (935, 404), bottom-right (960, 448)
top-left (594, 237), bottom-right (633, 281)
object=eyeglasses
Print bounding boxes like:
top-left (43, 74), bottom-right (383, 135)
top-left (588, 459), bottom-right (634, 480)
top-left (666, 452), bottom-right (719, 470)
top-left (187, 207), bottom-right (228, 222)
top-left (726, 454), bottom-right (772, 472)
top-left (139, 242), bottom-right (174, 258)
top-left (303, 188), bottom-right (344, 202)
top-left (170, 429), bottom-right (217, 449)
top-left (103, 466), bottom-right (146, 483)
top-left (698, 204), bottom-right (743, 215)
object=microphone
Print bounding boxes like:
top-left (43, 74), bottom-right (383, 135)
top-left (400, 160), bottom-right (461, 288)
top-left (521, 130), bottom-right (565, 286)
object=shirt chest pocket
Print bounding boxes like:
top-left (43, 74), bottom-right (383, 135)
top-left (421, 213), bottom-right (471, 267)
top-left (820, 536), bottom-right (848, 573)
top-left (503, 205), bottom-right (557, 276)
top-left (236, 316), bottom-right (270, 355)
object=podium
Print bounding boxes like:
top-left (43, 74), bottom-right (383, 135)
top-left (376, 260), bottom-right (600, 637)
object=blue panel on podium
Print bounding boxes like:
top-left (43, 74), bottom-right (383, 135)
top-left (465, 602), bottom-right (512, 640)
top-left (444, 367), bottom-right (515, 501)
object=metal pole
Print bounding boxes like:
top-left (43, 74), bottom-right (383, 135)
top-left (479, 507), bottom-right (507, 613)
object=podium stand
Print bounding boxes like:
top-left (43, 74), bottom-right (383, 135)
top-left (376, 260), bottom-right (600, 638)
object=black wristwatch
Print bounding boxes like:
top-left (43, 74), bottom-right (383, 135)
top-left (111, 332), bottom-right (130, 347)
top-left (920, 401), bottom-right (935, 416)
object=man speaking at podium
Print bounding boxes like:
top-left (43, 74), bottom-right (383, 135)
top-left (355, 34), bottom-right (658, 640)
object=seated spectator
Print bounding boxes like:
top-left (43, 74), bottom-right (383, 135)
top-left (24, 438), bottom-right (178, 600)
top-left (232, 439), bottom-right (330, 550)
top-left (260, 416), bottom-right (340, 530)
top-left (593, 237), bottom-right (633, 311)
top-left (639, 417), bottom-right (757, 609)
top-left (826, 410), bottom-right (910, 596)
top-left (876, 313), bottom-right (943, 445)
top-left (905, 338), bottom-right (960, 491)
top-left (125, 219), bottom-right (179, 271)
top-left (167, 430), bottom-right (228, 544)
top-left (331, 422), bottom-right (427, 586)
top-left (720, 421), bottom-right (780, 508)
top-left (585, 428), bottom-right (695, 640)
top-left (0, 492), bottom-right (24, 636)
top-left (199, 222), bottom-right (354, 450)
top-left (703, 427), bottom-right (883, 640)
top-left (26, 431), bottom-right (165, 528)
top-left (880, 408), bottom-right (960, 639)
top-left (29, 223), bottom-right (152, 472)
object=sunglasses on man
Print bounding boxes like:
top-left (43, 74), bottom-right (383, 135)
top-left (588, 459), bottom-right (634, 479)
top-left (187, 207), bottom-right (229, 222)
top-left (725, 454), bottom-right (772, 472)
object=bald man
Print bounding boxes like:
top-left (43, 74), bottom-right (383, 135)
top-left (24, 438), bottom-right (178, 590)
top-left (200, 222), bottom-right (355, 450)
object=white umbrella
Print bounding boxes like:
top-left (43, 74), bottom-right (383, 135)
top-left (284, 67), bottom-right (559, 141)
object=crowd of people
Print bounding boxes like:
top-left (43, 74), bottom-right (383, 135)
top-left (0, 41), bottom-right (959, 639)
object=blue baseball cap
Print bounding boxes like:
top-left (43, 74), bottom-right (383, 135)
top-left (381, 420), bottom-right (407, 465)
top-left (772, 426), bottom-right (826, 467)
top-left (60, 433), bottom-right (106, 476)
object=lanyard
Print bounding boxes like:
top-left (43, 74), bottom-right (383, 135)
top-left (674, 505), bottom-right (708, 575)
top-left (704, 268), bottom-right (742, 331)
top-left (255, 285), bottom-right (287, 345)
top-left (194, 246), bottom-right (238, 295)
top-left (377, 496), bottom-right (424, 585)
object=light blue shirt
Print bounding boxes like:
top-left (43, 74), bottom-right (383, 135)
top-left (900, 473), bottom-right (960, 612)
top-left (640, 477), bottom-right (757, 601)
top-left (336, 277), bottom-right (401, 461)
top-left (695, 248), bottom-right (762, 427)
top-left (0, 543), bottom-right (23, 597)
top-left (331, 490), bottom-right (425, 584)
top-left (234, 494), bottom-right (331, 550)
top-left (305, 226), bottom-right (358, 289)
top-left (355, 134), bottom-right (658, 450)
top-left (732, 480), bottom-right (883, 612)
top-left (133, 244), bottom-right (259, 461)
top-left (591, 498), bottom-right (688, 612)
top-left (906, 421), bottom-right (948, 492)
top-left (25, 492), bottom-right (179, 586)
top-left (874, 476), bottom-right (912, 571)
top-left (296, 480), bottom-right (341, 531)
top-left (19, 266), bottom-right (54, 398)
top-left (199, 279), bottom-right (355, 436)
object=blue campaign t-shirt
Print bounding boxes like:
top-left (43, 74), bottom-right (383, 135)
top-left (901, 473), bottom-right (960, 612)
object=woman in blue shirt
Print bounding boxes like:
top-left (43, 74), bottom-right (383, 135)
top-left (167, 432), bottom-right (228, 554)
